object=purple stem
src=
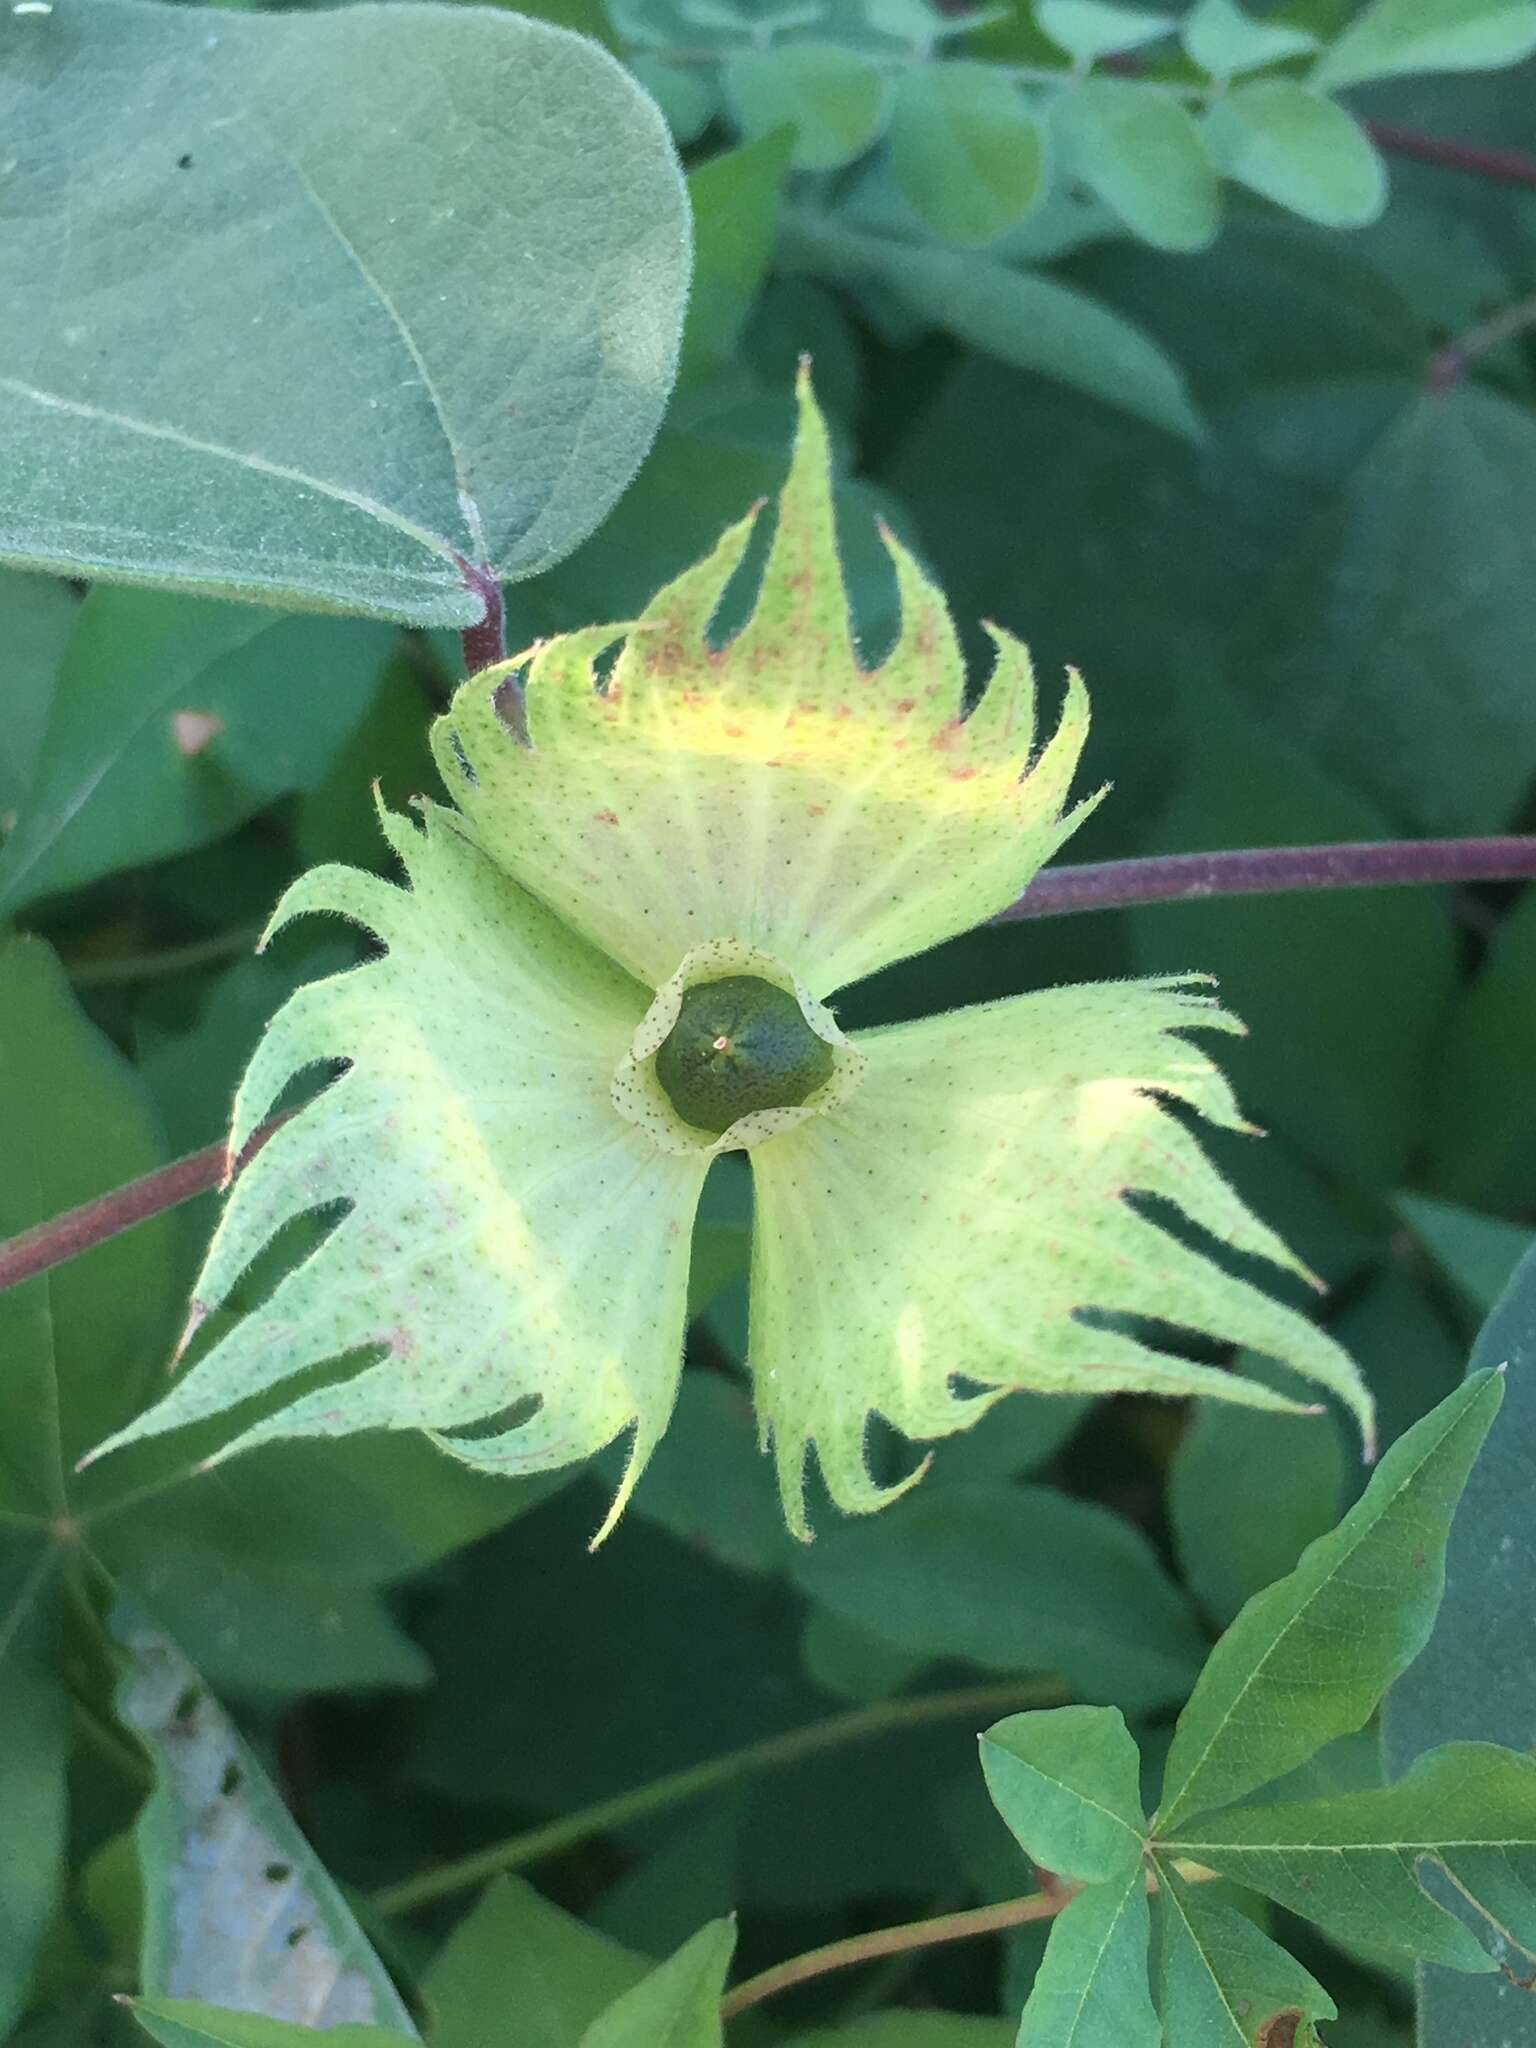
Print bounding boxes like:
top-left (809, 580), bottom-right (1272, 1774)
top-left (998, 836), bottom-right (1536, 921)
top-left (456, 557), bottom-right (506, 676)
top-left (1366, 122), bottom-right (1536, 191)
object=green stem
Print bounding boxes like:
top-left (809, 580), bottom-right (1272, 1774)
top-left (67, 926), bottom-right (266, 989)
top-left (372, 1678), bottom-right (1063, 1917)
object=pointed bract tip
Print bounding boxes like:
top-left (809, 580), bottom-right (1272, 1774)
top-left (1361, 1422), bottom-right (1379, 1465)
top-left (171, 1301), bottom-right (209, 1372)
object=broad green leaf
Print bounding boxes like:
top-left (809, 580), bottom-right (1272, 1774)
top-left (1202, 84), bottom-right (1386, 227)
top-left (800, 1605), bottom-right (928, 1701)
top-left (679, 133), bottom-right (796, 390)
top-left (1235, 385), bottom-right (1536, 836)
top-left (1037, 0), bottom-right (1174, 60)
top-left (579, 1917), bottom-right (735, 2048)
top-left (0, 935), bottom-right (177, 1498)
top-left (0, 570), bottom-right (75, 826)
top-left (0, 590), bottom-right (393, 915)
top-left (90, 1520), bottom-right (431, 1696)
top-left (981, 1705), bottom-right (1146, 1881)
top-left (1396, 1193), bottom-right (1532, 1322)
top-left (118, 1622), bottom-right (416, 2032)
top-left (1169, 1370), bottom-right (1345, 1628)
top-left (926, 1392), bottom-right (1089, 1485)
top-left (794, 1483), bottom-right (1207, 1708)
top-left (1153, 1866), bottom-right (1335, 2046)
top-left (1052, 82), bottom-right (1220, 251)
top-left (781, 216), bottom-right (1202, 437)
top-left (889, 63), bottom-right (1046, 247)
top-left (1163, 1742), bottom-right (1536, 1972)
top-left (0, 0), bottom-right (688, 619)
top-left (0, 1600), bottom-right (70, 2040)
top-left (1155, 1371), bottom-right (1503, 1833)
top-left (724, 44), bottom-right (892, 170)
top-left (1426, 888), bottom-right (1536, 1209)
top-left (1017, 1865), bottom-right (1159, 2048)
top-left (620, 1370), bottom-right (795, 1577)
top-left (1386, 1253), bottom-right (1536, 2041)
top-left (128, 2004), bottom-right (412, 2048)
top-left (1181, 0), bottom-right (1318, 74)
top-left (1314, 0), bottom-right (1536, 88)
top-left (422, 1876), bottom-right (649, 2048)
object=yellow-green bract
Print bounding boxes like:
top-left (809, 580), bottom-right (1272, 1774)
top-left (83, 371), bottom-right (1374, 1540)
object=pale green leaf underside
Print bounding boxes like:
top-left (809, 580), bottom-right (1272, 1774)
top-left (0, 0), bottom-right (688, 620)
top-left (83, 377), bottom-right (1372, 1538)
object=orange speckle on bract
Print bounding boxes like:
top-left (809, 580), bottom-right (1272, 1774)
top-left (594, 809), bottom-right (620, 826)
top-left (950, 765), bottom-right (979, 781)
top-left (894, 698), bottom-right (916, 716)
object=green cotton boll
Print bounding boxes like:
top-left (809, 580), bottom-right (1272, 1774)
top-left (655, 977), bottom-right (836, 1135)
top-left (79, 368), bottom-right (1374, 1544)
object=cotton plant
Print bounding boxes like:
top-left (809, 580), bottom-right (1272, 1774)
top-left (85, 372), bottom-right (1373, 1539)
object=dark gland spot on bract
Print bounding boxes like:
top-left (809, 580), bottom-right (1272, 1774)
top-left (655, 976), bottom-right (834, 1136)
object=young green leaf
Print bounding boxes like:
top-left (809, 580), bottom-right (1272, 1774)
top-left (889, 64), bottom-right (1047, 248)
top-left (0, 569), bottom-right (75, 827)
top-left (1037, 0), bottom-right (1174, 61)
top-left (679, 133), bottom-right (796, 391)
top-left (422, 1876), bottom-right (649, 2048)
top-left (1052, 82), bottom-right (1220, 251)
top-left (724, 44), bottom-right (891, 170)
top-left (1426, 888), bottom-right (1536, 1209)
top-left (579, 1917), bottom-right (735, 2048)
top-left (1313, 0), bottom-right (1536, 89)
top-left (1202, 84), bottom-right (1386, 229)
top-left (118, 1622), bottom-right (416, 2032)
top-left (781, 216), bottom-right (1204, 439)
top-left (127, 2005), bottom-right (413, 2048)
top-left (0, 0), bottom-right (689, 619)
top-left (1162, 1742), bottom-right (1536, 1973)
top-left (1180, 0), bottom-right (1318, 76)
top-left (1153, 1866), bottom-right (1336, 2046)
top-left (1155, 1370), bottom-right (1504, 1833)
top-left (1018, 1865), bottom-right (1160, 2047)
top-left (1395, 1194), bottom-right (1533, 1321)
top-left (980, 1706), bottom-right (1146, 1882)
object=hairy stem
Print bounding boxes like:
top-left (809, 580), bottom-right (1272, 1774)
top-left (1366, 122), bottom-right (1536, 191)
top-left (456, 557), bottom-right (506, 676)
top-left (371, 1679), bottom-right (1063, 1917)
top-left (3, 834), bottom-right (1534, 1294)
top-left (1429, 291), bottom-right (1536, 393)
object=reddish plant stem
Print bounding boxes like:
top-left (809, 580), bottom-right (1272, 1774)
top-left (3, 836), bottom-right (1535, 1293)
top-left (455, 557), bottom-right (506, 676)
top-left (1429, 290), bottom-right (1536, 392)
top-left (1367, 121), bottom-right (1536, 191)
top-left (0, 1115), bottom-right (293, 1295)
top-left (997, 835), bottom-right (1536, 922)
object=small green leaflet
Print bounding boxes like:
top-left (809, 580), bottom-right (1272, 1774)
top-left (979, 1375), bottom-right (1521, 2045)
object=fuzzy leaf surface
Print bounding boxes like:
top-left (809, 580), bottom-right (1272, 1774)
top-left (0, 0), bottom-right (688, 619)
